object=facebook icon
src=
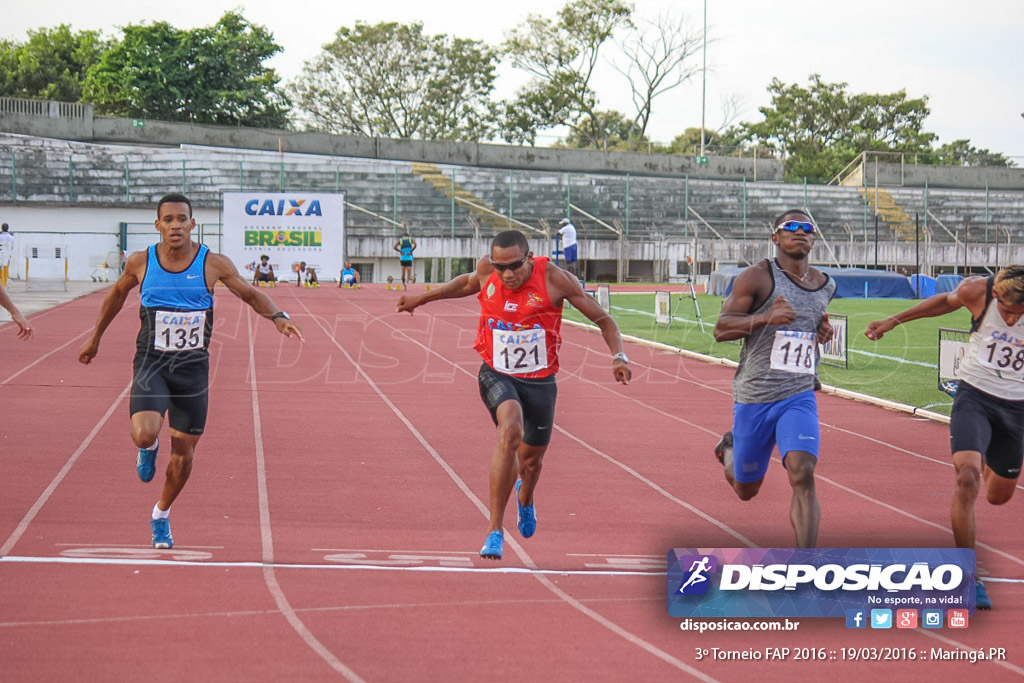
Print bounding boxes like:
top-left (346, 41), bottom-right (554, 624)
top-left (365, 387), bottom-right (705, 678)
top-left (845, 609), bottom-right (866, 629)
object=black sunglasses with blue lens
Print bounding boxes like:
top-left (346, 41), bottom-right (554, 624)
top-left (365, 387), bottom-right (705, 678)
top-left (775, 220), bottom-right (816, 234)
top-left (489, 254), bottom-right (530, 272)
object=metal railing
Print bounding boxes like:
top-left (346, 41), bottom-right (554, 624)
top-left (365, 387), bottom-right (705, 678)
top-left (0, 96), bottom-right (92, 119)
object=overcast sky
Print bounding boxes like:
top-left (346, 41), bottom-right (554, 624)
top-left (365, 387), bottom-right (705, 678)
top-left (4, 0), bottom-right (1023, 159)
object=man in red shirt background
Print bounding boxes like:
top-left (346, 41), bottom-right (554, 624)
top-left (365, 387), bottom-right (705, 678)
top-left (397, 230), bottom-right (631, 559)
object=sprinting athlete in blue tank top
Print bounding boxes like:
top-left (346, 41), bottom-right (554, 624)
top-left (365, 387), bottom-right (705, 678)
top-left (79, 192), bottom-right (303, 551)
top-left (712, 210), bottom-right (836, 548)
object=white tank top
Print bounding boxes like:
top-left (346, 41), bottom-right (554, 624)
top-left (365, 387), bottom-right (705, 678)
top-left (957, 278), bottom-right (1024, 400)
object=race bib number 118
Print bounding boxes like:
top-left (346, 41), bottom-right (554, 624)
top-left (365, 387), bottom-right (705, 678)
top-left (770, 330), bottom-right (816, 374)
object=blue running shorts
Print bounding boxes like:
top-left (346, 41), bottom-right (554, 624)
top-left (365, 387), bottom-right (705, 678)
top-left (731, 390), bottom-right (820, 483)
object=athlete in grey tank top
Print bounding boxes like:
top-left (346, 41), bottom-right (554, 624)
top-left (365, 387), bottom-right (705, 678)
top-left (733, 259), bottom-right (836, 403)
top-left (711, 210), bottom-right (835, 548)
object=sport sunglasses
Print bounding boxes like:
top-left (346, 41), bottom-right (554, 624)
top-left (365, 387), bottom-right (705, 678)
top-left (775, 220), bottom-right (816, 234)
top-left (489, 255), bottom-right (529, 272)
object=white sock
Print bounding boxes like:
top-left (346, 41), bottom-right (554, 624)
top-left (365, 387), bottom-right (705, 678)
top-left (141, 437), bottom-right (158, 452)
top-left (152, 503), bottom-right (170, 520)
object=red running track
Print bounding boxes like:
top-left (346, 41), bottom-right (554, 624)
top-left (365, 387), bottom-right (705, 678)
top-left (1, 284), bottom-right (1023, 682)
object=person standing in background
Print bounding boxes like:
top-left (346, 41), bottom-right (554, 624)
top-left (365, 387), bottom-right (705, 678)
top-left (557, 218), bottom-right (578, 278)
top-left (0, 223), bottom-right (14, 288)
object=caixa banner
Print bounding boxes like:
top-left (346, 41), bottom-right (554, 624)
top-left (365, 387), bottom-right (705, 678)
top-left (222, 192), bottom-right (345, 284)
top-left (667, 548), bottom-right (976, 618)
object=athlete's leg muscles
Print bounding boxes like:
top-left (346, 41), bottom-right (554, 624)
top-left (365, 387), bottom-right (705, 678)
top-left (131, 411), bottom-right (163, 449)
top-left (156, 429), bottom-right (201, 512)
top-left (783, 450), bottom-right (819, 548)
top-left (488, 399), bottom-right (524, 533)
top-left (951, 449), bottom-right (983, 549)
top-left (516, 444), bottom-right (547, 506)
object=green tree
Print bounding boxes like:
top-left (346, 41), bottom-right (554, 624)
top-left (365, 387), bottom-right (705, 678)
top-left (923, 139), bottom-right (1012, 167)
top-left (742, 75), bottom-right (935, 182)
top-left (291, 22), bottom-right (498, 141)
top-left (82, 11), bottom-right (289, 127)
top-left (0, 25), bottom-right (106, 101)
top-left (501, 0), bottom-right (633, 145)
top-left (560, 110), bottom-right (651, 150)
top-left (613, 10), bottom-right (703, 149)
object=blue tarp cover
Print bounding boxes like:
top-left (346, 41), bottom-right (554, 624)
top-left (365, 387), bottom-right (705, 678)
top-left (908, 274), bottom-right (937, 298)
top-left (935, 274), bottom-right (963, 293)
top-left (715, 264), bottom-right (916, 298)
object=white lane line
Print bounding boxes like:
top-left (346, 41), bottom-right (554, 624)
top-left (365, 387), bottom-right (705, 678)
top-left (0, 596), bottom-right (661, 629)
top-left (0, 326), bottom-right (94, 386)
top-left (306, 293), bottom-right (718, 682)
top-left (0, 555), bottom-right (663, 576)
top-left (245, 307), bottom-right (366, 683)
top-left (356, 298), bottom-right (751, 543)
top-left (0, 381), bottom-right (130, 557)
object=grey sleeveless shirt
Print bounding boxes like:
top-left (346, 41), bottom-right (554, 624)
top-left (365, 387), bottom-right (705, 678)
top-left (733, 259), bottom-right (837, 404)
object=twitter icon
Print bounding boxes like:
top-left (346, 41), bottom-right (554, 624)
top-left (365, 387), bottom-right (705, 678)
top-left (870, 609), bottom-right (893, 629)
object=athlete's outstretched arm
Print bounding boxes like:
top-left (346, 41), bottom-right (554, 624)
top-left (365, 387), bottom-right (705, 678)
top-left (865, 278), bottom-right (981, 341)
top-left (0, 285), bottom-right (32, 339)
top-left (210, 253), bottom-right (303, 340)
top-left (551, 268), bottom-right (630, 385)
top-left (78, 251), bottom-right (145, 363)
top-left (396, 257), bottom-right (486, 314)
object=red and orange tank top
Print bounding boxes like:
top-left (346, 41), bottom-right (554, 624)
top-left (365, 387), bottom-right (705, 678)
top-left (474, 257), bottom-right (563, 378)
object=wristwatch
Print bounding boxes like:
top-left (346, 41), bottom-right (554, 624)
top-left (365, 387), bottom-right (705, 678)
top-left (611, 352), bottom-right (630, 364)
top-left (271, 311), bottom-right (290, 321)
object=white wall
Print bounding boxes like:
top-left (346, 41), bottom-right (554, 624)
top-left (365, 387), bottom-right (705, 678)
top-left (0, 205), bottom-right (221, 280)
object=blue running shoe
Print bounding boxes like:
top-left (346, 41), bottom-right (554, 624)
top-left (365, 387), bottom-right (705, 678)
top-left (976, 581), bottom-right (992, 610)
top-left (480, 530), bottom-right (503, 560)
top-left (151, 517), bottom-right (173, 549)
top-left (515, 479), bottom-right (537, 539)
top-left (137, 440), bottom-right (158, 483)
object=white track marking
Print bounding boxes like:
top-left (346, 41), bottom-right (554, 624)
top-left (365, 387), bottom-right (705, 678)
top-left (245, 308), bottom-right (366, 683)
top-left (0, 595), bottom-right (660, 629)
top-left (300, 294), bottom-right (718, 682)
top-left (0, 326), bottom-right (93, 386)
top-left (0, 554), bottom-right (663, 576)
top-left (379, 297), bottom-right (1024, 670)
top-left (0, 382), bottom-right (130, 557)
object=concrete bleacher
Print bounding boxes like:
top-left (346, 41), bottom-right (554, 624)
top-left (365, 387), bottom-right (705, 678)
top-left (2, 132), bottom-right (1022, 247)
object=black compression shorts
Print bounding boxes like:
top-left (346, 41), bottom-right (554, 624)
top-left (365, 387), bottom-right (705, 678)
top-left (478, 362), bottom-right (557, 447)
top-left (130, 353), bottom-right (210, 435)
top-left (950, 382), bottom-right (1024, 479)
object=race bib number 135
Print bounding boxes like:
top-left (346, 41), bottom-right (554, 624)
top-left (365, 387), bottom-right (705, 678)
top-left (154, 310), bottom-right (206, 352)
top-left (770, 330), bottom-right (816, 374)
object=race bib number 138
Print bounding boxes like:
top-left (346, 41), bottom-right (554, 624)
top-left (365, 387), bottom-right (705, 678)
top-left (154, 310), bottom-right (206, 352)
top-left (770, 330), bottom-right (816, 374)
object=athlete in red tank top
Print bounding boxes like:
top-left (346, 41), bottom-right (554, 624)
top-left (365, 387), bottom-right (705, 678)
top-left (474, 256), bottom-right (562, 379)
top-left (397, 231), bottom-right (631, 561)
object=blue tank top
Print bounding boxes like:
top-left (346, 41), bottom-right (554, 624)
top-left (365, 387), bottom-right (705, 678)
top-left (400, 238), bottom-right (414, 260)
top-left (136, 244), bottom-right (214, 358)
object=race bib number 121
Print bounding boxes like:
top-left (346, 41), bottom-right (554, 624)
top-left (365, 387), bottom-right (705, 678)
top-left (492, 328), bottom-right (548, 375)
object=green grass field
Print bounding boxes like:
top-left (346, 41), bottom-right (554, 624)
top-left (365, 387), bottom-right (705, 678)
top-left (565, 291), bottom-right (973, 416)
